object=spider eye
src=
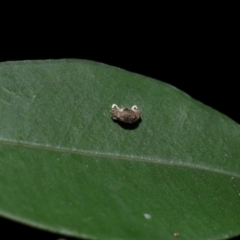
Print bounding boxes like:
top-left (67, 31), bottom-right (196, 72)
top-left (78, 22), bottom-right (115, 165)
top-left (131, 105), bottom-right (138, 110)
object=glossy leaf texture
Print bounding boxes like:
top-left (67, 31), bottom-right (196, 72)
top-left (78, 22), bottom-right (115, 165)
top-left (0, 60), bottom-right (240, 240)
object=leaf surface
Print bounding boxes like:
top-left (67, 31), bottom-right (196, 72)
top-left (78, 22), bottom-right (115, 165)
top-left (0, 60), bottom-right (240, 240)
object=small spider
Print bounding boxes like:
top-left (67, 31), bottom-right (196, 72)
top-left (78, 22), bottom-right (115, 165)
top-left (110, 104), bottom-right (141, 124)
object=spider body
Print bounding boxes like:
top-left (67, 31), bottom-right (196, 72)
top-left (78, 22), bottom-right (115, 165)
top-left (110, 104), bottom-right (141, 124)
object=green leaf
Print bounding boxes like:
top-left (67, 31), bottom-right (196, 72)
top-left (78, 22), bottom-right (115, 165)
top-left (0, 60), bottom-right (240, 240)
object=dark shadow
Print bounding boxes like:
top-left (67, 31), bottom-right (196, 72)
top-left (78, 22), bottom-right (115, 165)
top-left (112, 119), bottom-right (142, 130)
top-left (0, 216), bottom-right (82, 240)
top-left (230, 236), bottom-right (240, 240)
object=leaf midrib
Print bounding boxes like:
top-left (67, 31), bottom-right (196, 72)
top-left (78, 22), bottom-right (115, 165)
top-left (0, 138), bottom-right (239, 178)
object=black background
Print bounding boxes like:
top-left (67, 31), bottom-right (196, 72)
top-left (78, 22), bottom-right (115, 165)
top-left (0, 26), bottom-right (239, 239)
